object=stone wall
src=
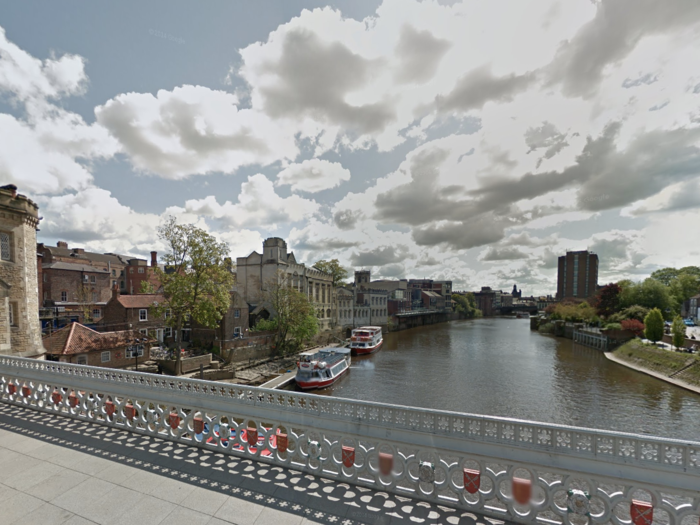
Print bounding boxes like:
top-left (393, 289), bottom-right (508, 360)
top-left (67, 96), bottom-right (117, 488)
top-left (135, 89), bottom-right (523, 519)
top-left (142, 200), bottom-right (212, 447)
top-left (158, 354), bottom-right (212, 374)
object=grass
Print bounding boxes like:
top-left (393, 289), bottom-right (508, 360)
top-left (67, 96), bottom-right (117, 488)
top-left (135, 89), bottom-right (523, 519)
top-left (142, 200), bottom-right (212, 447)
top-left (613, 340), bottom-right (700, 387)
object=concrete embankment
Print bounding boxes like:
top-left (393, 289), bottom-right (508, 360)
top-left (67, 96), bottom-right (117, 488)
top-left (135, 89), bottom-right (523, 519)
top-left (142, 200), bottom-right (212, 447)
top-left (605, 340), bottom-right (700, 395)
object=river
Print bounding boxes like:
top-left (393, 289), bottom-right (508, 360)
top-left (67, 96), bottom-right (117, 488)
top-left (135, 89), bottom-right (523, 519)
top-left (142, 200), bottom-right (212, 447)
top-left (301, 317), bottom-right (700, 440)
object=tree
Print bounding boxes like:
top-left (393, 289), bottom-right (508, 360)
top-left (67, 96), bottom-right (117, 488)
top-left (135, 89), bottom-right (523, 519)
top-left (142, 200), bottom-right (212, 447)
top-left (593, 283), bottom-right (621, 317)
top-left (263, 271), bottom-right (318, 353)
top-left (620, 319), bottom-right (645, 337)
top-left (650, 268), bottom-right (680, 286)
top-left (313, 259), bottom-right (348, 287)
top-left (453, 293), bottom-right (481, 318)
top-left (643, 308), bottom-right (664, 343)
top-left (619, 278), bottom-right (672, 317)
top-left (549, 301), bottom-right (597, 323)
top-left (671, 316), bottom-right (686, 349)
top-left (153, 218), bottom-right (235, 374)
top-left (669, 272), bottom-right (700, 313)
top-left (75, 282), bottom-right (94, 324)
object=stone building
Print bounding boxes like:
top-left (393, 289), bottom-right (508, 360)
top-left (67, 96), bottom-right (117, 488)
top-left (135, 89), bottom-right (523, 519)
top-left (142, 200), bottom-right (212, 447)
top-left (335, 271), bottom-right (389, 328)
top-left (0, 184), bottom-right (45, 358)
top-left (236, 238), bottom-right (334, 330)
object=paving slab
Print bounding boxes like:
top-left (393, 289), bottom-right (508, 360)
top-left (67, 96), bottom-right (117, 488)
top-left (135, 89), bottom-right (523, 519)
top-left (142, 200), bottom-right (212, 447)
top-left (10, 501), bottom-right (76, 525)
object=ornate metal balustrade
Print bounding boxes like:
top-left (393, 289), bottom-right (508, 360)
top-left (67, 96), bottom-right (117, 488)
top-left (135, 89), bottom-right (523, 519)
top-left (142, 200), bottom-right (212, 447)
top-left (1, 355), bottom-right (699, 525)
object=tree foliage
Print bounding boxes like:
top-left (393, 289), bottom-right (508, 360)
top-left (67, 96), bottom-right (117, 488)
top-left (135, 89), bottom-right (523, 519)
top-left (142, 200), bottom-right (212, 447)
top-left (549, 301), bottom-right (597, 323)
top-left (313, 259), bottom-right (348, 287)
top-left (608, 305), bottom-right (650, 323)
top-left (643, 308), bottom-right (664, 343)
top-left (671, 316), bottom-right (686, 349)
top-left (669, 272), bottom-right (700, 312)
top-left (620, 319), bottom-right (645, 336)
top-left (263, 271), bottom-right (318, 353)
top-left (452, 292), bottom-right (481, 318)
top-left (593, 283), bottom-right (621, 317)
top-left (619, 278), bottom-right (673, 317)
top-left (153, 217), bottom-right (234, 373)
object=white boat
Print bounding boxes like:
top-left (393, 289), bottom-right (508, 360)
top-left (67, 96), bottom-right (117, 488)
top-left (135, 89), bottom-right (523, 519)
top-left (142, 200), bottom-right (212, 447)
top-left (295, 347), bottom-right (351, 390)
top-left (350, 326), bottom-right (383, 356)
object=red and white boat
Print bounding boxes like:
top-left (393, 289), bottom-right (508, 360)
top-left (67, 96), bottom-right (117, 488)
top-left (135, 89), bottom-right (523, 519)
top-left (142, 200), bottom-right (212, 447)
top-left (295, 347), bottom-right (351, 390)
top-left (350, 326), bottom-right (383, 356)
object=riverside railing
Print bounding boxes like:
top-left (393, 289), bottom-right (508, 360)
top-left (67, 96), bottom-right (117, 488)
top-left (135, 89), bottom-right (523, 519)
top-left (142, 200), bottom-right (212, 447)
top-left (1, 355), bottom-right (699, 525)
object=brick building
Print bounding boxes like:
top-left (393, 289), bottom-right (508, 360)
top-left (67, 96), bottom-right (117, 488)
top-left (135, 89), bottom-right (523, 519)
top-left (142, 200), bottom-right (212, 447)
top-left (101, 288), bottom-right (169, 342)
top-left (125, 252), bottom-right (162, 294)
top-left (0, 184), bottom-right (45, 358)
top-left (38, 242), bottom-right (133, 323)
top-left (556, 250), bottom-right (599, 300)
top-left (43, 322), bottom-right (155, 368)
top-left (407, 279), bottom-right (452, 311)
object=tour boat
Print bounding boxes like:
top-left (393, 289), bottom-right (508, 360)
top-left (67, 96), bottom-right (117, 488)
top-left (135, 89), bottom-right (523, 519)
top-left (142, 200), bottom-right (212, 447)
top-left (350, 326), bottom-right (383, 356)
top-left (295, 347), bottom-right (351, 390)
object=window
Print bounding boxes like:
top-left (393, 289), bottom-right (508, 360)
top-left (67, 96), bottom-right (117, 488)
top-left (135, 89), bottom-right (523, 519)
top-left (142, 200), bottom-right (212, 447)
top-left (138, 268), bottom-right (144, 274)
top-left (234, 309), bottom-right (240, 318)
top-left (165, 309), bottom-right (171, 319)
top-left (9, 302), bottom-right (18, 327)
top-left (101, 351), bottom-right (110, 363)
top-left (139, 329), bottom-right (147, 335)
top-left (90, 275), bottom-right (96, 283)
top-left (92, 292), bottom-right (98, 302)
top-left (129, 268), bottom-right (133, 274)
top-left (77, 355), bottom-right (87, 365)
top-left (111, 270), bottom-right (116, 277)
top-left (43, 291), bottom-right (48, 301)
top-left (234, 327), bottom-right (241, 336)
top-left (139, 309), bottom-right (147, 321)
top-left (0, 232), bottom-right (11, 261)
top-left (43, 273), bottom-right (47, 282)
top-left (61, 291), bottom-right (67, 302)
top-left (165, 327), bottom-right (172, 338)
top-left (92, 309), bottom-right (101, 319)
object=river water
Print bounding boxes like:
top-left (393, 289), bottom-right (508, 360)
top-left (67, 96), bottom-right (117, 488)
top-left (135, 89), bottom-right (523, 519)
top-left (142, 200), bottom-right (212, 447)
top-left (304, 318), bottom-right (700, 440)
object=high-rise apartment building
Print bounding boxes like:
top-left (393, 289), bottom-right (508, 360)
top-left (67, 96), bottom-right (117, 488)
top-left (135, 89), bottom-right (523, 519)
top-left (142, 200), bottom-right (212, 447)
top-left (556, 250), bottom-right (598, 300)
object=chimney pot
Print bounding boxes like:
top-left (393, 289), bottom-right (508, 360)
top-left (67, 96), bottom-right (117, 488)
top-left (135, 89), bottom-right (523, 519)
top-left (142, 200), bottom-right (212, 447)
top-left (150, 251), bottom-right (157, 267)
top-left (57, 241), bottom-right (68, 249)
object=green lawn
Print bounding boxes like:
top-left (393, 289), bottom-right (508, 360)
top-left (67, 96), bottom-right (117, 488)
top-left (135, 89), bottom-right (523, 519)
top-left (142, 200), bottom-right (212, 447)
top-left (612, 340), bottom-right (700, 387)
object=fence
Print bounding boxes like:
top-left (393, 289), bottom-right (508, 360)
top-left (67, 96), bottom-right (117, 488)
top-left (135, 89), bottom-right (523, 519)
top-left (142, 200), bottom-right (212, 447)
top-left (1, 355), bottom-right (699, 525)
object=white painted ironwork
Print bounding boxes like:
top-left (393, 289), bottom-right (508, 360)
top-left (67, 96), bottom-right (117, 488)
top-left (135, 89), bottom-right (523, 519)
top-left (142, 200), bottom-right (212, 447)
top-left (1, 355), bottom-right (699, 525)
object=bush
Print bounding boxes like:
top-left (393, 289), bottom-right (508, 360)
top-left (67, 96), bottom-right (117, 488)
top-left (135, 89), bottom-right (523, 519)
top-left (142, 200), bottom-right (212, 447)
top-left (620, 319), bottom-right (645, 336)
top-left (538, 322), bottom-right (555, 334)
top-left (643, 308), bottom-right (664, 342)
top-left (604, 323), bottom-right (622, 330)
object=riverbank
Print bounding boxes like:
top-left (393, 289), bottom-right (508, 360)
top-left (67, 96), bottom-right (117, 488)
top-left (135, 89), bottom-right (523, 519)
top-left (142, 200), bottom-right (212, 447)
top-left (605, 340), bottom-right (700, 395)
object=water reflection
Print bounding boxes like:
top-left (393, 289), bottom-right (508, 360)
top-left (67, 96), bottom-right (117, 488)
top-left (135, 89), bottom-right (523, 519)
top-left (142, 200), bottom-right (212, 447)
top-left (295, 318), bottom-right (700, 439)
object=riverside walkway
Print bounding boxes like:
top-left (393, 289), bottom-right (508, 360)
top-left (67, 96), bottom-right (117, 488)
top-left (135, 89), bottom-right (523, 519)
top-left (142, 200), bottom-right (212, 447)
top-left (1, 355), bottom-right (699, 525)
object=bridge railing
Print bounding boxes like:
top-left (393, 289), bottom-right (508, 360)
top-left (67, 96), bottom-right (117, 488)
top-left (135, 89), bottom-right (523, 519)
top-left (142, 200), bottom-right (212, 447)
top-left (1, 355), bottom-right (699, 525)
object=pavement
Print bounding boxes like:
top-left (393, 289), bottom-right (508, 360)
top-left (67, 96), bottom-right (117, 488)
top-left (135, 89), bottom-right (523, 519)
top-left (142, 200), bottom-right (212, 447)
top-left (0, 403), bottom-right (501, 525)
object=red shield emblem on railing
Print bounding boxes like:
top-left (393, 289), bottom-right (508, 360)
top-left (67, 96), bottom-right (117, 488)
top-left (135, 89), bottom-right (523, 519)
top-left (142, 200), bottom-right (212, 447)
top-left (51, 390), bottom-right (62, 405)
top-left (379, 452), bottom-right (393, 476)
top-left (342, 446), bottom-right (355, 468)
top-left (7, 383), bottom-right (16, 395)
top-left (22, 386), bottom-right (31, 398)
top-left (169, 412), bottom-right (180, 430)
top-left (193, 417), bottom-right (204, 434)
top-left (463, 468), bottom-right (480, 494)
top-left (68, 392), bottom-right (78, 408)
top-left (247, 426), bottom-right (258, 446)
top-left (277, 433), bottom-right (288, 453)
top-left (125, 404), bottom-right (136, 421)
top-left (631, 500), bottom-right (653, 525)
top-left (513, 478), bottom-right (531, 505)
top-left (105, 401), bottom-right (115, 417)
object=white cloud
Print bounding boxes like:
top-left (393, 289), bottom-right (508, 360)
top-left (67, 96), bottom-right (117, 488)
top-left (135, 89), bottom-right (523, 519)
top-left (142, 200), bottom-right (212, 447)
top-left (275, 159), bottom-right (350, 193)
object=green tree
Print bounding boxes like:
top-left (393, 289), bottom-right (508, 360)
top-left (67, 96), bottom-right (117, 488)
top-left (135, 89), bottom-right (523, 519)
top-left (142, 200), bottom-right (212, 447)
top-left (264, 271), bottom-right (318, 353)
top-left (669, 272), bottom-right (700, 313)
top-left (619, 278), bottom-right (672, 317)
top-left (650, 268), bottom-right (680, 286)
top-left (453, 293), bottom-right (481, 318)
top-left (671, 316), bottom-right (686, 349)
top-left (643, 308), bottom-right (664, 343)
top-left (313, 259), bottom-right (348, 287)
top-left (153, 217), bottom-right (235, 374)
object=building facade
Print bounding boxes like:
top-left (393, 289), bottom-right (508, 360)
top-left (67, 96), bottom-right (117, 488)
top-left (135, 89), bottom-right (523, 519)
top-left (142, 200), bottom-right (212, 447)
top-left (556, 250), bottom-right (599, 300)
top-left (236, 238), bottom-right (335, 330)
top-left (0, 184), bottom-right (45, 358)
top-left (101, 288), bottom-right (169, 342)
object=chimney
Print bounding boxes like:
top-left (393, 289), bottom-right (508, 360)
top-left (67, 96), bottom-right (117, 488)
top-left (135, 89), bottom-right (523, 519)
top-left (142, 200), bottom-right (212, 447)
top-left (72, 248), bottom-right (85, 255)
top-left (151, 251), bottom-right (157, 267)
top-left (57, 241), bottom-right (68, 249)
top-left (112, 283), bottom-right (120, 300)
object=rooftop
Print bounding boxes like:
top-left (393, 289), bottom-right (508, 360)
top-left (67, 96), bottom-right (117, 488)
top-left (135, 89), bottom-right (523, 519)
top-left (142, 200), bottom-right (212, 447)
top-left (42, 324), bottom-right (155, 356)
top-left (0, 402), bottom-right (491, 525)
top-left (116, 294), bottom-right (166, 309)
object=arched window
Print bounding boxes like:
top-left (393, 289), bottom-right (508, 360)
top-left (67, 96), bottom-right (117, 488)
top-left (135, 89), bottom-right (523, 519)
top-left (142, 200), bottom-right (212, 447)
top-left (326, 309), bottom-right (331, 318)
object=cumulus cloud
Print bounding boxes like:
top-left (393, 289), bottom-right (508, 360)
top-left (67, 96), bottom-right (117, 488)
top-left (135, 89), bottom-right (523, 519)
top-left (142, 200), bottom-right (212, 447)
top-left (275, 158), bottom-right (350, 193)
top-left (350, 245), bottom-right (409, 267)
top-left (394, 25), bottom-right (451, 84)
top-left (95, 86), bottom-right (298, 179)
top-left (165, 174), bottom-right (320, 230)
top-left (480, 246), bottom-right (530, 261)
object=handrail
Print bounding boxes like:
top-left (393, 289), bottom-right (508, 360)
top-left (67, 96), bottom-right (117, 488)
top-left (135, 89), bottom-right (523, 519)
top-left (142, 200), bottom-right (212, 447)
top-left (1, 355), bottom-right (699, 524)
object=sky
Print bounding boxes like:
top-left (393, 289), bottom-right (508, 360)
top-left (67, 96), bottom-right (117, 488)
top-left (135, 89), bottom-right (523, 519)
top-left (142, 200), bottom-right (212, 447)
top-left (2, 0), bottom-right (700, 296)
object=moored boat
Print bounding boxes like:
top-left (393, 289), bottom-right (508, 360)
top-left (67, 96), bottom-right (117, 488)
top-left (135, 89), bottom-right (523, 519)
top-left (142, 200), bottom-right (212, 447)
top-left (295, 347), bottom-right (351, 390)
top-left (350, 326), bottom-right (383, 356)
